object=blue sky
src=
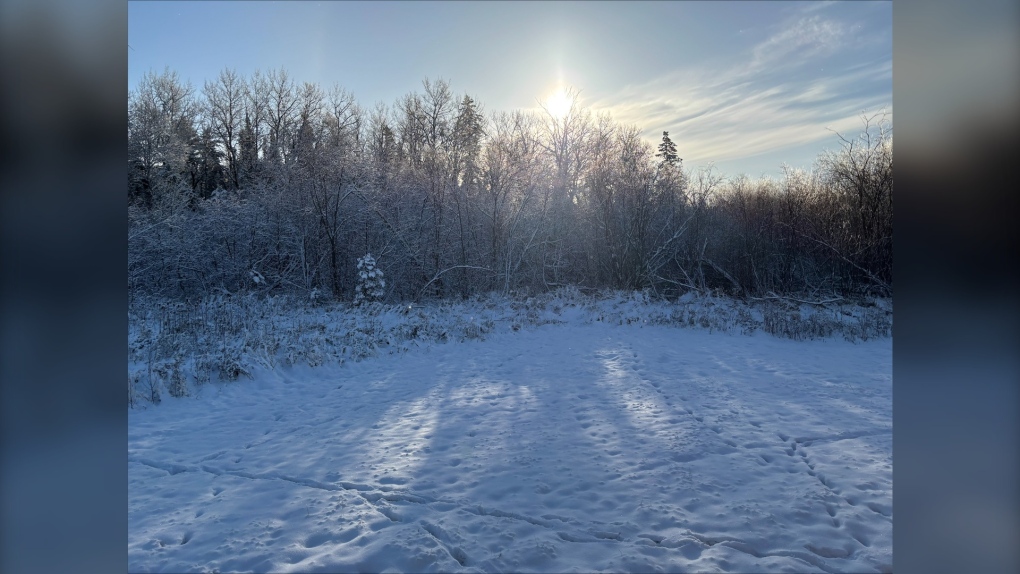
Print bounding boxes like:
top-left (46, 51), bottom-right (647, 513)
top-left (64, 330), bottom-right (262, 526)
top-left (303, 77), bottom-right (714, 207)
top-left (128, 1), bottom-right (891, 179)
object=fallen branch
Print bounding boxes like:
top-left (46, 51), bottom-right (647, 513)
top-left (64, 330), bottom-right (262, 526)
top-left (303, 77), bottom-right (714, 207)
top-left (701, 257), bottom-right (742, 294)
top-left (418, 265), bottom-right (494, 301)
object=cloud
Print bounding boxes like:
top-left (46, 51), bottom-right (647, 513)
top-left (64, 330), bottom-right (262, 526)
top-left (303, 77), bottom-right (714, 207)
top-left (750, 16), bottom-right (846, 71)
top-left (589, 15), bottom-right (891, 169)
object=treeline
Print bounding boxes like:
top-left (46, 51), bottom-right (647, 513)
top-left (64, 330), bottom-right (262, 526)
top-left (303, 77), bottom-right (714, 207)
top-left (128, 67), bottom-right (892, 302)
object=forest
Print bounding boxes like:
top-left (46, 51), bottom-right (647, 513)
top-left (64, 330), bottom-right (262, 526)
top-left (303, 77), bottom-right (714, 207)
top-left (128, 67), bottom-right (892, 304)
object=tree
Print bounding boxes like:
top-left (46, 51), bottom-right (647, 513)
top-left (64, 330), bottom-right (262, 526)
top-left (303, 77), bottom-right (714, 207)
top-left (241, 69), bottom-right (270, 187)
top-left (237, 113), bottom-right (258, 188)
top-left (394, 78), bottom-right (458, 296)
top-left (537, 86), bottom-right (593, 287)
top-left (813, 111), bottom-right (893, 294)
top-left (203, 68), bottom-right (245, 190)
top-left (128, 68), bottom-right (198, 206)
top-left (265, 67), bottom-right (298, 168)
top-left (325, 84), bottom-right (361, 157)
top-left (291, 81), bottom-right (325, 172)
top-left (127, 67), bottom-right (892, 305)
top-left (656, 131), bottom-right (680, 167)
top-left (583, 112), bottom-right (621, 285)
top-left (354, 253), bottom-right (386, 305)
top-left (451, 95), bottom-right (485, 188)
top-left (188, 123), bottom-right (226, 199)
top-left (481, 110), bottom-right (542, 293)
top-left (609, 125), bottom-right (658, 289)
top-left (448, 94), bottom-right (486, 295)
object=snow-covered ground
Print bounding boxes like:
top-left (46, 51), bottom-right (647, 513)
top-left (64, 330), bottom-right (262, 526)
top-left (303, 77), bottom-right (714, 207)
top-left (129, 299), bottom-right (892, 573)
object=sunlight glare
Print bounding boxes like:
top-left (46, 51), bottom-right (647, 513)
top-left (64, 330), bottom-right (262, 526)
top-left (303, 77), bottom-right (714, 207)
top-left (545, 87), bottom-right (573, 120)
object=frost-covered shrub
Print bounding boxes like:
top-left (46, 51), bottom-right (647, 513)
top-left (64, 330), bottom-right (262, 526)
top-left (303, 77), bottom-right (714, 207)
top-left (155, 359), bottom-right (188, 398)
top-left (282, 320), bottom-right (332, 368)
top-left (756, 299), bottom-right (888, 341)
top-left (193, 353), bottom-right (213, 385)
top-left (761, 302), bottom-right (803, 339)
top-left (128, 288), bottom-right (892, 409)
top-left (248, 323), bottom-right (280, 370)
top-left (838, 305), bottom-right (892, 342)
top-left (735, 306), bottom-right (757, 335)
top-left (217, 342), bottom-right (248, 380)
top-left (146, 366), bottom-right (161, 404)
top-left (457, 315), bottom-right (495, 341)
top-left (354, 254), bottom-right (386, 305)
top-left (342, 328), bottom-right (377, 361)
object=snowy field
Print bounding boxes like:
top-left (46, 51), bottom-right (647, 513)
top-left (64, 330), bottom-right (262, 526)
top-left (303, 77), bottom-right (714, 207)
top-left (128, 295), bottom-right (892, 573)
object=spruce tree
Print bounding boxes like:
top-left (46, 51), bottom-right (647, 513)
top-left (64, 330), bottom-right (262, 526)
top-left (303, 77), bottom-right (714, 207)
top-left (238, 113), bottom-right (259, 187)
top-left (354, 253), bottom-right (386, 305)
top-left (656, 131), bottom-right (680, 167)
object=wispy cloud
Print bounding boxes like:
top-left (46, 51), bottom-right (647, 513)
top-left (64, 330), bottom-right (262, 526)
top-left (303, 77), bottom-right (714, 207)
top-left (589, 15), bottom-right (891, 168)
top-left (749, 16), bottom-right (846, 70)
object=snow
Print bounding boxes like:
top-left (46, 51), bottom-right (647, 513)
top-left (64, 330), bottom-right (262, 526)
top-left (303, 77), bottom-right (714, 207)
top-left (129, 298), bottom-right (891, 573)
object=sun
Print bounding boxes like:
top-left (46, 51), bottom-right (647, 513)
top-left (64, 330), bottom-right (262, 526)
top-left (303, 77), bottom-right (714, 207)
top-left (544, 86), bottom-right (573, 120)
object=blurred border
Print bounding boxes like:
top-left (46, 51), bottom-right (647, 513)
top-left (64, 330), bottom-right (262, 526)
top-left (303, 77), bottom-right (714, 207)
top-left (1, 1), bottom-right (125, 572)
top-left (1, 1), bottom-right (1017, 573)
top-left (894, 0), bottom-right (1020, 573)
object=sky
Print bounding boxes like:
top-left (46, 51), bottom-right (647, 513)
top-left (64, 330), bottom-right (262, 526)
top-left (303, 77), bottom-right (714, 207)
top-left (128, 1), bottom-right (892, 180)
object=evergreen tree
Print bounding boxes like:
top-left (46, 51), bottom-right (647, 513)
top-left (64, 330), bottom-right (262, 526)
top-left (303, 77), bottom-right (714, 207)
top-left (238, 113), bottom-right (259, 188)
top-left (188, 125), bottom-right (225, 199)
top-left (452, 95), bottom-right (485, 187)
top-left (656, 131), bottom-right (680, 167)
top-left (354, 253), bottom-right (386, 305)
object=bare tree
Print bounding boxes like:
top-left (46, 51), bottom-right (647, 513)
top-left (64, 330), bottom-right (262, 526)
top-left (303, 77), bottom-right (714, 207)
top-left (265, 68), bottom-right (298, 170)
top-left (128, 69), bottom-right (892, 304)
top-left (815, 111), bottom-right (893, 294)
top-left (325, 84), bottom-right (361, 155)
top-left (481, 110), bottom-right (544, 293)
top-left (128, 67), bottom-right (198, 206)
top-left (240, 69), bottom-right (270, 187)
top-left (203, 68), bottom-right (245, 189)
top-left (536, 86), bottom-right (593, 286)
top-left (292, 81), bottom-right (325, 170)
